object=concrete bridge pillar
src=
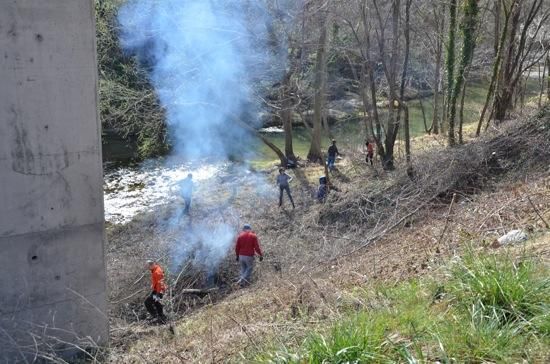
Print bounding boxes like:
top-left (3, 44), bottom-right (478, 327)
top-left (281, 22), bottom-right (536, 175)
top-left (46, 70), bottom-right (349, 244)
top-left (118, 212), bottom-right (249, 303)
top-left (0, 1), bottom-right (107, 361)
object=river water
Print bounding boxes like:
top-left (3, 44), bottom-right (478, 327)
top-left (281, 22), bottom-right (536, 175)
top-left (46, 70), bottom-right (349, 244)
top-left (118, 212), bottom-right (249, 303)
top-left (103, 158), bottom-right (275, 224)
top-left (103, 81), bottom-right (540, 223)
top-left (101, 97), bottom-right (455, 223)
top-left (103, 159), bottom-right (225, 224)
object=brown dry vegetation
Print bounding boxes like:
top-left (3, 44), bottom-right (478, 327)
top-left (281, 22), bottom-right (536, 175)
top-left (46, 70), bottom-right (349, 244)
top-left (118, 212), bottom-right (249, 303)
top-left (105, 107), bottom-right (550, 362)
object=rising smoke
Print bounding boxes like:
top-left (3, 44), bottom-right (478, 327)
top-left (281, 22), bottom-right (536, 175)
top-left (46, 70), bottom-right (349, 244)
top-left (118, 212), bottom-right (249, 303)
top-left (118, 0), bottom-right (277, 160)
top-left (118, 0), bottom-right (283, 274)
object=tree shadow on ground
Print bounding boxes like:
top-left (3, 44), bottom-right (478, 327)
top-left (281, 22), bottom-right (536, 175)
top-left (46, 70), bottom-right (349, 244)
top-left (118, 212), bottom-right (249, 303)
top-left (330, 168), bottom-right (351, 183)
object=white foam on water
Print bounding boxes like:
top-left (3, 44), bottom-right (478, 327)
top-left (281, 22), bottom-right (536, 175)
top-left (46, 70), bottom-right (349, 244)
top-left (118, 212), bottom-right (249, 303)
top-left (103, 161), bottom-right (223, 224)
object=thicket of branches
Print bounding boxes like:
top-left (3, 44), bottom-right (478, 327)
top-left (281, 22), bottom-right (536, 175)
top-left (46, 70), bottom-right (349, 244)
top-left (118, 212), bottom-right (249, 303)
top-left (95, 0), bottom-right (168, 159)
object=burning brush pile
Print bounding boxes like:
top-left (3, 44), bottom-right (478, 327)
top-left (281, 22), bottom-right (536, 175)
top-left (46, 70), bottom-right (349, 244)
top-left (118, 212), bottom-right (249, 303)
top-left (104, 161), bottom-right (285, 321)
top-left (107, 202), bottom-right (242, 324)
top-left (108, 0), bottom-right (293, 325)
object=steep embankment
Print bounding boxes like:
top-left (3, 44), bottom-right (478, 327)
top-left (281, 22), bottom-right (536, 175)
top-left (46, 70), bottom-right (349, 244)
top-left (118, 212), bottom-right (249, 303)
top-left (106, 108), bottom-right (550, 362)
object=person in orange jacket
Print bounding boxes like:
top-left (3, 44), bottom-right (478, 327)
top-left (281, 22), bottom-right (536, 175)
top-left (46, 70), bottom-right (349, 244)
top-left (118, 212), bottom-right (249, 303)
top-left (144, 260), bottom-right (167, 323)
top-left (235, 224), bottom-right (263, 287)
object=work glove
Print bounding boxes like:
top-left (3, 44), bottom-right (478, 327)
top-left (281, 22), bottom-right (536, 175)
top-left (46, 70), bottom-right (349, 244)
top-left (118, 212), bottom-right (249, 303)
top-left (259, 256), bottom-right (264, 262)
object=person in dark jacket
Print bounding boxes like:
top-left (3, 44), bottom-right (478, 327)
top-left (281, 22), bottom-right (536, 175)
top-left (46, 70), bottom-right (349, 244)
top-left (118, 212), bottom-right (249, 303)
top-left (235, 224), bottom-right (263, 286)
top-left (276, 168), bottom-right (295, 208)
top-left (317, 176), bottom-right (328, 203)
top-left (144, 260), bottom-right (167, 323)
top-left (327, 139), bottom-right (339, 171)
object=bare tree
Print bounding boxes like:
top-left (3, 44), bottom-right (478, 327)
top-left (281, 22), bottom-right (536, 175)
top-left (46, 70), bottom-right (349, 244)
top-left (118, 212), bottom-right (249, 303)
top-left (401, 0), bottom-right (413, 163)
top-left (445, 0), bottom-right (459, 145)
top-left (476, 0), bottom-right (518, 136)
top-left (432, 2), bottom-right (446, 135)
top-left (448, 0), bottom-right (480, 145)
top-left (375, 0), bottom-right (403, 169)
top-left (494, 0), bottom-right (501, 56)
top-left (280, 81), bottom-right (296, 165)
top-left (493, 0), bottom-right (549, 122)
top-left (473, 0), bottom-right (550, 131)
top-left (307, 1), bottom-right (330, 162)
top-left (409, 0), bottom-right (446, 135)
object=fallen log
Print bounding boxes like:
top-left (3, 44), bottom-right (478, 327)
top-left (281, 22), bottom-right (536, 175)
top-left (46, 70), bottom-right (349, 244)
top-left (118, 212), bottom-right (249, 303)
top-left (178, 288), bottom-right (218, 295)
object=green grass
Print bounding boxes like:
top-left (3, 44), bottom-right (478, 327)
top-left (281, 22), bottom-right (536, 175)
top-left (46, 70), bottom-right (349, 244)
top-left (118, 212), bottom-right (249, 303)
top-left (256, 249), bottom-right (550, 363)
top-left (448, 249), bottom-right (549, 328)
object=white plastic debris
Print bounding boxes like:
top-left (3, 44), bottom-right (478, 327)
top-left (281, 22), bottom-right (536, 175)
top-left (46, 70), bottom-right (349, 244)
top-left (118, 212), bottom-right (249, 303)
top-left (497, 229), bottom-right (528, 246)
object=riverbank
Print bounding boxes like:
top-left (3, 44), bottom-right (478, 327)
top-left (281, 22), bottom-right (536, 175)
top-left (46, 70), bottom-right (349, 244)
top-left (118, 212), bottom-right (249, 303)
top-left (102, 79), bottom-right (542, 168)
top-left (102, 107), bottom-right (550, 362)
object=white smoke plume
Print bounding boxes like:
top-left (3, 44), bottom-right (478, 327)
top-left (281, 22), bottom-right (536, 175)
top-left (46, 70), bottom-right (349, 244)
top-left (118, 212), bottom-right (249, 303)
top-left (118, 0), bottom-right (279, 159)
top-left (118, 0), bottom-right (283, 275)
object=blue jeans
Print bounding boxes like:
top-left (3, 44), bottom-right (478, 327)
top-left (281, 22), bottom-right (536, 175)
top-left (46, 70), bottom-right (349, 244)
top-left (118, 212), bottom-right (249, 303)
top-left (279, 185), bottom-right (295, 208)
top-left (183, 195), bottom-right (191, 214)
top-left (327, 155), bottom-right (336, 171)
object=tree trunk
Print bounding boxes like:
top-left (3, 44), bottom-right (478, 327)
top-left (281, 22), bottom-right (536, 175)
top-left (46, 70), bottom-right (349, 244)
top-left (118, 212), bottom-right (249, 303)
top-left (493, 87), bottom-right (513, 121)
top-left (494, 0), bottom-right (501, 57)
top-left (432, 2), bottom-right (445, 135)
top-left (359, 1), bottom-right (386, 162)
top-left (366, 56), bottom-right (385, 160)
top-left (282, 95), bottom-right (296, 164)
top-left (492, 0), bottom-right (545, 123)
top-left (519, 75), bottom-right (526, 113)
top-left (547, 55), bottom-right (550, 101)
top-left (372, 0), bottom-right (401, 170)
top-left (403, 104), bottom-right (411, 164)
top-left (441, 91), bottom-right (447, 134)
top-left (395, 0), bottom-right (412, 139)
top-left (538, 58), bottom-right (546, 107)
top-left (230, 114), bottom-right (287, 166)
top-left (432, 34), bottom-right (443, 135)
top-left (384, 0), bottom-right (404, 170)
top-left (420, 98), bottom-right (431, 133)
top-left (359, 65), bottom-right (372, 138)
top-left (458, 81), bottom-right (467, 144)
top-left (493, 1), bottom-right (521, 122)
top-left (476, 0), bottom-right (516, 135)
top-left (446, 0), bottom-right (458, 145)
top-left (307, 5), bottom-right (329, 163)
top-left (449, 0), bottom-right (479, 146)
top-left (280, 65), bottom-right (297, 164)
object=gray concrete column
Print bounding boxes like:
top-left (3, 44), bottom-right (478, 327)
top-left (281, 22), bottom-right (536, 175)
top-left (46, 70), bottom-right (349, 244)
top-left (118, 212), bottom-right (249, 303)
top-left (0, 1), bottom-right (108, 361)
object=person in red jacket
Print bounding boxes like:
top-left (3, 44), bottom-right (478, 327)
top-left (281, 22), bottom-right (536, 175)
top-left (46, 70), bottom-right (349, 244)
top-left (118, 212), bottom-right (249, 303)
top-left (144, 260), bottom-right (167, 323)
top-left (235, 224), bottom-right (263, 287)
top-left (365, 139), bottom-right (375, 166)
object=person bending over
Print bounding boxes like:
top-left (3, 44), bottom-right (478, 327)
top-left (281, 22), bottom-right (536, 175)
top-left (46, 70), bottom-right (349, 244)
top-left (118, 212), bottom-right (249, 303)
top-left (144, 260), bottom-right (167, 324)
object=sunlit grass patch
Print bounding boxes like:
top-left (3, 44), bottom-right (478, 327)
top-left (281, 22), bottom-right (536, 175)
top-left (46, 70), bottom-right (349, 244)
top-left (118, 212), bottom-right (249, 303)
top-left (448, 249), bottom-right (549, 327)
top-left (257, 249), bottom-right (550, 363)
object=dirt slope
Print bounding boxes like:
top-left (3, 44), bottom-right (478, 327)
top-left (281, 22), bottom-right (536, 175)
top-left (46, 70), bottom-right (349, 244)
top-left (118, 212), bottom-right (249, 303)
top-left (106, 108), bottom-right (550, 362)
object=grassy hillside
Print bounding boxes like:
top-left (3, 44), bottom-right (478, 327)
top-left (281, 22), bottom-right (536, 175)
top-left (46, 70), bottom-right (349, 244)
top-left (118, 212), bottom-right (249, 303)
top-left (258, 247), bottom-right (549, 362)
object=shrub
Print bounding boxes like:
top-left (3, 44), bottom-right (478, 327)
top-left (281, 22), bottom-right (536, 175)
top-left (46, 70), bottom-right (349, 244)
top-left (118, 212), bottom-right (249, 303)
top-left (448, 250), bottom-right (549, 328)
